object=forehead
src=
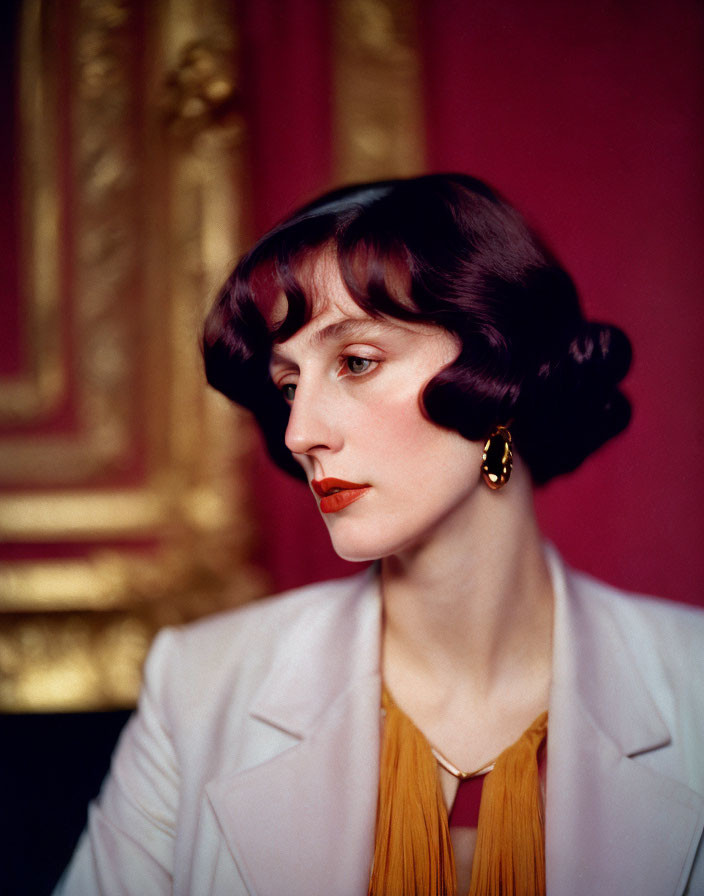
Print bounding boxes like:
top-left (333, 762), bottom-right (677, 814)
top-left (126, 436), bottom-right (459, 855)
top-left (268, 247), bottom-right (355, 328)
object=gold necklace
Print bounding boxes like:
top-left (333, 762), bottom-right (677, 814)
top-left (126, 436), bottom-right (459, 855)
top-left (430, 745), bottom-right (495, 781)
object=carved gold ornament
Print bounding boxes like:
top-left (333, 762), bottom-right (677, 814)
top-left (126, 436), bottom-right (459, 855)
top-left (0, 0), bottom-right (261, 712)
top-left (333, 0), bottom-right (424, 181)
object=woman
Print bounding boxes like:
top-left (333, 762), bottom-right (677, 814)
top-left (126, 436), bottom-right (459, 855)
top-left (56, 174), bottom-right (704, 895)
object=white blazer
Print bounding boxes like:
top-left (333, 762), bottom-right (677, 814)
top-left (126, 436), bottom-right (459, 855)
top-left (56, 548), bottom-right (704, 895)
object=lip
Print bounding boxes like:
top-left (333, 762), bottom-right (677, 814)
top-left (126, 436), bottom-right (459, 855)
top-left (311, 478), bottom-right (371, 514)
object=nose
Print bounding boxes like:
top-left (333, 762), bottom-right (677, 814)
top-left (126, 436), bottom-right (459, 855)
top-left (284, 378), bottom-right (343, 458)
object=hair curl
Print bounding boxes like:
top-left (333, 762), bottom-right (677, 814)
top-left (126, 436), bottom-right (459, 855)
top-left (203, 173), bottom-right (631, 484)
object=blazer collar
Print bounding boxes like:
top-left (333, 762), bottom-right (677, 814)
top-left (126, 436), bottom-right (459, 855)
top-left (545, 546), bottom-right (703, 896)
top-left (207, 567), bottom-right (383, 896)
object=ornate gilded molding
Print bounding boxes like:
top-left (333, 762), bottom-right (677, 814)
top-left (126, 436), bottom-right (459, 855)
top-left (0, 0), bottom-right (135, 480)
top-left (332, 0), bottom-right (425, 182)
top-left (0, 0), bottom-right (64, 424)
top-left (0, 613), bottom-right (151, 711)
top-left (0, 0), bottom-right (264, 712)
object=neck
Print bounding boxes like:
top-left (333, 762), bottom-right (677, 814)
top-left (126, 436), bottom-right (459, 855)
top-left (380, 466), bottom-right (553, 701)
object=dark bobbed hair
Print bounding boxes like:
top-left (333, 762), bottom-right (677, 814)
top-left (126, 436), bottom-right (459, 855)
top-left (203, 173), bottom-right (631, 484)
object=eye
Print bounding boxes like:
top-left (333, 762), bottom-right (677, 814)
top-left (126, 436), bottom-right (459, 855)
top-left (344, 356), bottom-right (375, 375)
top-left (280, 383), bottom-right (297, 402)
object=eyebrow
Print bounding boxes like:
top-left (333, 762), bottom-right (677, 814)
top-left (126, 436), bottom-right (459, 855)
top-left (269, 318), bottom-right (405, 364)
top-left (312, 318), bottom-right (403, 345)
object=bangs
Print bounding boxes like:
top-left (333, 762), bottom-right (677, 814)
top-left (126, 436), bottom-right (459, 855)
top-left (249, 226), bottom-right (423, 348)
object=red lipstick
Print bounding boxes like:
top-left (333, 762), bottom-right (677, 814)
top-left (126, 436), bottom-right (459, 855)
top-left (311, 478), bottom-right (371, 514)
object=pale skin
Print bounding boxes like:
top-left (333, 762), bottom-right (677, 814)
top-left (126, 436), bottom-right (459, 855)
top-left (269, 251), bottom-right (554, 888)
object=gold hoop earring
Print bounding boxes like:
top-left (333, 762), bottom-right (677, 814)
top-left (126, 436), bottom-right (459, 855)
top-left (481, 426), bottom-right (513, 490)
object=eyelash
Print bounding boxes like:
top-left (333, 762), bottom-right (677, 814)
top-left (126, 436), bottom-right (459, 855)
top-left (277, 355), bottom-right (379, 402)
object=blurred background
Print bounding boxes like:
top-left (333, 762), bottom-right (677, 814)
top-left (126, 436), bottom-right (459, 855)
top-left (1, 0), bottom-right (702, 891)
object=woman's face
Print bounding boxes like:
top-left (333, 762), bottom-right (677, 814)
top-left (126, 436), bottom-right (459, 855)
top-left (268, 253), bottom-right (485, 562)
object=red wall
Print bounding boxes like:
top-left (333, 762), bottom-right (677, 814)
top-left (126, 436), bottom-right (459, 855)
top-left (420, 0), bottom-right (704, 604)
top-left (240, 1), bottom-right (704, 604)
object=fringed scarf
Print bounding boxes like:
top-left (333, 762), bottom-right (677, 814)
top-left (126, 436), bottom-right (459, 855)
top-left (368, 687), bottom-right (547, 896)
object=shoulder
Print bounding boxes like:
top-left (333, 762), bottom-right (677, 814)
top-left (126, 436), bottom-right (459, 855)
top-left (141, 568), bottom-right (375, 722)
top-left (566, 564), bottom-right (704, 654)
top-left (178, 570), bottom-right (355, 628)
top-left (162, 567), bottom-right (373, 659)
top-left (561, 561), bottom-right (704, 723)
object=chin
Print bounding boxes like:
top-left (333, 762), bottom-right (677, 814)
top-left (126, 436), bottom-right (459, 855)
top-left (328, 537), bottom-right (387, 563)
top-left (325, 524), bottom-right (402, 564)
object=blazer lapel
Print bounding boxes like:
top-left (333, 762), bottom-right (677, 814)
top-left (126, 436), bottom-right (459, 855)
top-left (545, 550), bottom-right (704, 896)
top-left (207, 568), bottom-right (382, 896)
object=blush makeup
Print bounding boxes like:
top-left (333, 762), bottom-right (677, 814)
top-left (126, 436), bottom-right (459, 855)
top-left (312, 478), bottom-right (371, 514)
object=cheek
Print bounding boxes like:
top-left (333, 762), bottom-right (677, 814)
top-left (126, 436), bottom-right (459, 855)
top-left (361, 394), bottom-right (478, 484)
top-left (359, 381), bottom-right (433, 444)
top-left (377, 404), bottom-right (430, 448)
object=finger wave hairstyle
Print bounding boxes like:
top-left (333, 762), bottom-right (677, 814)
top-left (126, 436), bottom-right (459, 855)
top-left (203, 173), bottom-right (632, 484)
